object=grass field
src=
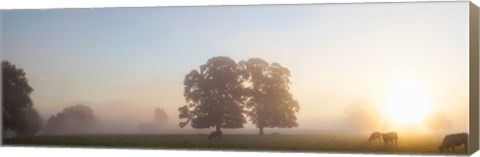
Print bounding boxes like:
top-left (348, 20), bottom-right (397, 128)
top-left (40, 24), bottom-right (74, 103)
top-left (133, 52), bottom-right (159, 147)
top-left (2, 133), bottom-right (467, 155)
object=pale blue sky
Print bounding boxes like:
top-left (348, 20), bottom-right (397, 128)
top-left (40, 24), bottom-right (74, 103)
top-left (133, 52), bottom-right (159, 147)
top-left (1, 2), bottom-right (470, 133)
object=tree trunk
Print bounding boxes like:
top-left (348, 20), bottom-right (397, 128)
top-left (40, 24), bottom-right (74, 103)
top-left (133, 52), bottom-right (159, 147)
top-left (259, 126), bottom-right (264, 135)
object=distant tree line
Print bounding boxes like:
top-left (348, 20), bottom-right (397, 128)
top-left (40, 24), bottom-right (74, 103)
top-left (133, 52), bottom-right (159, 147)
top-left (2, 56), bottom-right (452, 138)
top-left (178, 56), bottom-right (299, 135)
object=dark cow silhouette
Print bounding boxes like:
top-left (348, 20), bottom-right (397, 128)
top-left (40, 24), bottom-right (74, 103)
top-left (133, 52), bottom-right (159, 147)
top-left (208, 130), bottom-right (223, 140)
top-left (438, 133), bottom-right (468, 153)
top-left (369, 132), bottom-right (382, 142)
top-left (382, 132), bottom-right (398, 147)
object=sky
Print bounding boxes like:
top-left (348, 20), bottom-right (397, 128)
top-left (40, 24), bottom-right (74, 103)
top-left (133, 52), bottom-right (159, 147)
top-left (1, 1), bottom-right (470, 134)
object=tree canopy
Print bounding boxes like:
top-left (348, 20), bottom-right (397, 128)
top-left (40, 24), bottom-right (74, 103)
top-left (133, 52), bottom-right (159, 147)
top-left (2, 60), bottom-right (42, 137)
top-left (178, 57), bottom-right (299, 134)
top-left (43, 104), bottom-right (96, 135)
top-left (178, 56), bottom-right (246, 131)
top-left (239, 58), bottom-right (299, 134)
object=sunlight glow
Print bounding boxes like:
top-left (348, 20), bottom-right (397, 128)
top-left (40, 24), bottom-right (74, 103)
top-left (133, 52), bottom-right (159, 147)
top-left (383, 77), bottom-right (433, 127)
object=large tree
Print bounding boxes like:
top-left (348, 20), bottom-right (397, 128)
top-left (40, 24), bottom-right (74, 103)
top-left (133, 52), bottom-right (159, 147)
top-left (178, 56), bottom-right (246, 132)
top-left (2, 60), bottom-right (42, 137)
top-left (239, 58), bottom-right (299, 135)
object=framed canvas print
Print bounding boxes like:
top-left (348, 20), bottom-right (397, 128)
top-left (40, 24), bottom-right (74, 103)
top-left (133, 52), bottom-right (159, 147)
top-left (1, 1), bottom-right (479, 156)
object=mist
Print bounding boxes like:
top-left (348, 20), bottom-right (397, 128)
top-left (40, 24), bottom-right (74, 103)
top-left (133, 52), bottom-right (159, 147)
top-left (340, 100), bottom-right (382, 134)
top-left (3, 2), bottom-right (470, 136)
top-left (33, 95), bottom-right (468, 136)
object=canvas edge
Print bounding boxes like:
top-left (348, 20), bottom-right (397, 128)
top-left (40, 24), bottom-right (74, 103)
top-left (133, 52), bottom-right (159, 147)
top-left (469, 1), bottom-right (480, 155)
top-left (0, 10), bottom-right (4, 146)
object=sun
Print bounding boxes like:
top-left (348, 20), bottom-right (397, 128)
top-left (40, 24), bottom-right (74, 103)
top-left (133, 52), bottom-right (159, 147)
top-left (383, 77), bottom-right (433, 127)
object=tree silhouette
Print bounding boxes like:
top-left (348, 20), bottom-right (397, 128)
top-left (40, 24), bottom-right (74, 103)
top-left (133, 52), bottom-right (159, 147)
top-left (239, 58), bottom-right (299, 135)
top-left (43, 104), bottom-right (96, 135)
top-left (139, 108), bottom-right (169, 133)
top-left (178, 56), bottom-right (246, 132)
top-left (153, 108), bottom-right (168, 123)
top-left (2, 60), bottom-right (42, 137)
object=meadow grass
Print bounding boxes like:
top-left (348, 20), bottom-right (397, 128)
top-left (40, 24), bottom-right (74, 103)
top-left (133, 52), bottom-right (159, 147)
top-left (3, 133), bottom-right (467, 155)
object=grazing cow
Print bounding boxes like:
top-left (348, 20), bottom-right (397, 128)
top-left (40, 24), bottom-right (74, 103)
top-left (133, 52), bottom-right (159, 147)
top-left (208, 130), bottom-right (223, 140)
top-left (382, 132), bottom-right (398, 147)
top-left (369, 132), bottom-right (382, 142)
top-left (438, 133), bottom-right (468, 153)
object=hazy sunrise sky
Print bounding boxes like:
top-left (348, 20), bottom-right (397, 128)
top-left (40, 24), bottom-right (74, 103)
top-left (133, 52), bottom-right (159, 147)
top-left (1, 2), bottom-right (470, 133)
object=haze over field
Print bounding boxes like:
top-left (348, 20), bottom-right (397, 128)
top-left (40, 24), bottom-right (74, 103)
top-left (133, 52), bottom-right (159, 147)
top-left (2, 2), bottom-right (469, 135)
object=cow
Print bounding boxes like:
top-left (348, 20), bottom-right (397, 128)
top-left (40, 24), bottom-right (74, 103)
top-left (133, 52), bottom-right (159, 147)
top-left (382, 132), bottom-right (398, 147)
top-left (369, 132), bottom-right (382, 142)
top-left (208, 130), bottom-right (223, 140)
top-left (438, 133), bottom-right (468, 153)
